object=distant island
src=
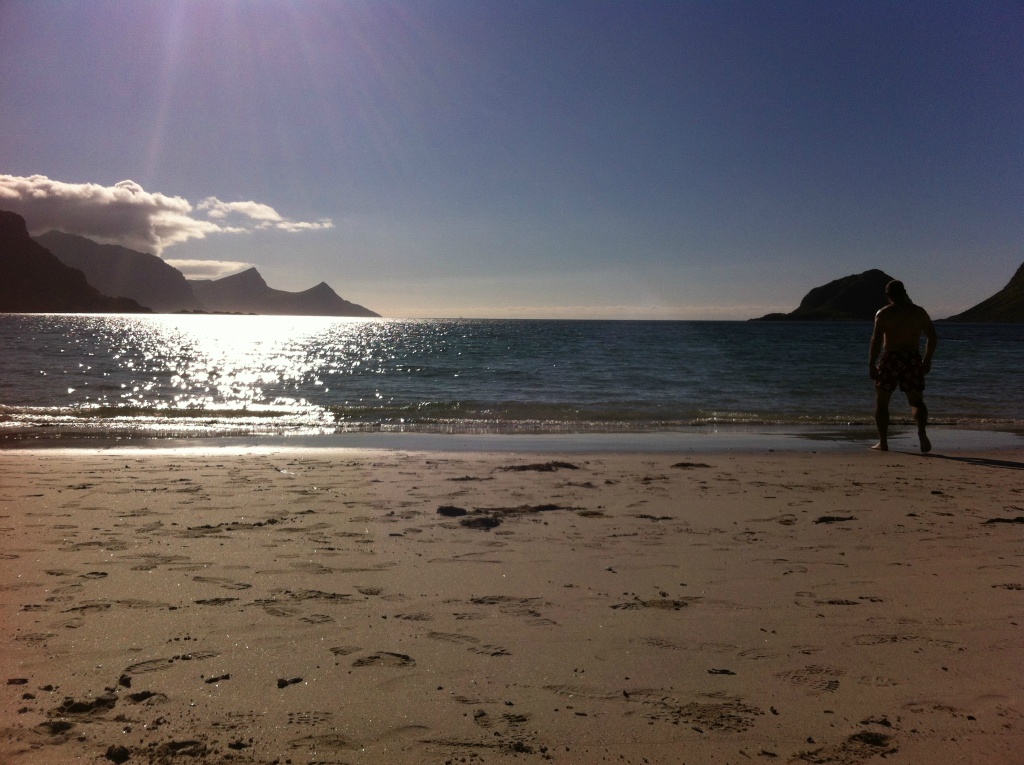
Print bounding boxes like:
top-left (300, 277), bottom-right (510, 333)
top-left (0, 209), bottom-right (380, 316)
top-left (189, 267), bottom-right (378, 317)
top-left (753, 269), bottom-right (895, 321)
top-left (943, 262), bottom-right (1024, 322)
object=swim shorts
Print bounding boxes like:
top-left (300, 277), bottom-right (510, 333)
top-left (875, 350), bottom-right (925, 392)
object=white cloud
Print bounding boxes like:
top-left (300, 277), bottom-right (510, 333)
top-left (275, 218), bottom-right (334, 232)
top-left (0, 174), bottom-right (333, 255)
top-left (198, 197), bottom-right (282, 222)
top-left (0, 175), bottom-right (216, 254)
top-left (163, 259), bottom-right (254, 280)
top-left (199, 196), bottom-right (334, 232)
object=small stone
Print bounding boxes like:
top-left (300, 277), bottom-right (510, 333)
top-left (437, 505), bottom-right (468, 517)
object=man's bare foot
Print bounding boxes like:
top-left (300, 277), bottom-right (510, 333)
top-left (919, 432), bottom-right (931, 453)
top-left (871, 442), bottom-right (888, 451)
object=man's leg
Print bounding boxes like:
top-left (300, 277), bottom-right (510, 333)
top-left (873, 388), bottom-right (893, 450)
top-left (906, 389), bottom-right (931, 453)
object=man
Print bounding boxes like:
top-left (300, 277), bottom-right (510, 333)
top-left (868, 280), bottom-right (937, 452)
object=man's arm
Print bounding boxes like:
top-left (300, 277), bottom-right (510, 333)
top-left (920, 309), bottom-right (937, 374)
top-left (868, 312), bottom-right (885, 379)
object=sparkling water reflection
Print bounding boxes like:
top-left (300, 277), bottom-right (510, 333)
top-left (0, 314), bottom-right (1020, 438)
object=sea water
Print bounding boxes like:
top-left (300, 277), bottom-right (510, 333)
top-left (0, 314), bottom-right (1021, 440)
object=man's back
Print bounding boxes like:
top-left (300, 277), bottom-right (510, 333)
top-left (876, 303), bottom-right (933, 353)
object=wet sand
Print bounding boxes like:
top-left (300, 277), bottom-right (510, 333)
top-left (1, 443), bottom-right (1022, 764)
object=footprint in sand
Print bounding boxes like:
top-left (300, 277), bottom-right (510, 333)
top-left (394, 611), bottom-right (433, 621)
top-left (852, 634), bottom-right (963, 649)
top-left (777, 665), bottom-right (844, 694)
top-left (15, 632), bottom-right (56, 644)
top-left (194, 597), bottom-right (239, 606)
top-left (300, 613), bottom-right (333, 624)
top-left (641, 636), bottom-right (683, 650)
top-left (252, 599), bottom-right (299, 617)
top-left (646, 696), bottom-right (764, 732)
top-left (857, 675), bottom-right (899, 688)
top-left (351, 652), bottom-right (415, 668)
top-left (611, 597), bottom-right (698, 611)
top-left (123, 652), bottom-right (219, 676)
top-left (192, 576), bottom-right (251, 590)
top-left (288, 710), bottom-right (334, 726)
top-left (286, 733), bottom-right (358, 752)
top-left (62, 602), bottom-right (112, 614)
top-left (426, 631), bottom-right (511, 656)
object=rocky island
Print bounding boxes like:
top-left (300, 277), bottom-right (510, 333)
top-left (944, 261), bottom-right (1024, 322)
top-left (753, 269), bottom-right (894, 321)
top-left (189, 267), bottom-right (378, 317)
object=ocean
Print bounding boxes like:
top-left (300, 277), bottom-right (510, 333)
top-left (0, 314), bottom-right (1021, 442)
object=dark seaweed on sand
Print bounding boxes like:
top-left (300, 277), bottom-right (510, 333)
top-left (499, 461), bottom-right (580, 472)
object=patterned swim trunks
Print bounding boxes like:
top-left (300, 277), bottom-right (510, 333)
top-left (875, 350), bottom-right (925, 392)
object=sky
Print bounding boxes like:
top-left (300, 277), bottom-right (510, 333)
top-left (1, 0), bottom-right (1022, 319)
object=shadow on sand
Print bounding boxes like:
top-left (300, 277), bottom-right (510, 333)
top-left (918, 453), bottom-right (1024, 471)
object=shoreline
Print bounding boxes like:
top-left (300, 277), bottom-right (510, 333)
top-left (2, 422), bottom-right (1021, 455)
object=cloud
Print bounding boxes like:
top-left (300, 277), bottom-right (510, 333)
top-left (275, 219), bottom-right (335, 232)
top-left (0, 175), bottom-right (216, 254)
top-left (163, 259), bottom-right (254, 280)
top-left (0, 174), bottom-right (333, 254)
top-left (199, 196), bottom-right (334, 232)
top-left (198, 197), bottom-right (282, 222)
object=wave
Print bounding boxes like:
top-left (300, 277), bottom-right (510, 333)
top-left (1, 402), bottom-right (1019, 442)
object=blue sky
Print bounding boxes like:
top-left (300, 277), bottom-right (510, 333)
top-left (2, 0), bottom-right (1022, 318)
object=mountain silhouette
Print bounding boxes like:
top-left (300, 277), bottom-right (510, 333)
top-left (189, 267), bottom-right (380, 317)
top-left (754, 269), bottom-right (895, 321)
top-left (23, 227), bottom-right (380, 316)
top-left (35, 230), bottom-right (200, 313)
top-left (0, 210), bottom-right (149, 313)
top-left (944, 261), bottom-right (1024, 322)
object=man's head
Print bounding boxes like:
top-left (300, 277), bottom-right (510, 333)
top-left (885, 280), bottom-right (912, 305)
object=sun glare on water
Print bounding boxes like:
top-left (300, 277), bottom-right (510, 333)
top-left (95, 314), bottom-right (373, 418)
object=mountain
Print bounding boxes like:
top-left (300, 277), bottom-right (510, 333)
top-left (944, 261), bottom-right (1024, 322)
top-left (188, 267), bottom-right (380, 317)
top-left (30, 229), bottom-right (380, 317)
top-left (34, 230), bottom-right (200, 313)
top-left (0, 210), bottom-right (149, 313)
top-left (753, 269), bottom-right (895, 321)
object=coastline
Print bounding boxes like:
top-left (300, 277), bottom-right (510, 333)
top-left (2, 422), bottom-right (1021, 455)
top-left (2, 440), bottom-right (1023, 763)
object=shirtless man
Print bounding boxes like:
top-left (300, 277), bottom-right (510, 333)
top-left (868, 280), bottom-right (937, 452)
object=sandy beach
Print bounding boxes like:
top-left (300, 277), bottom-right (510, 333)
top-left (1, 440), bottom-right (1022, 764)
